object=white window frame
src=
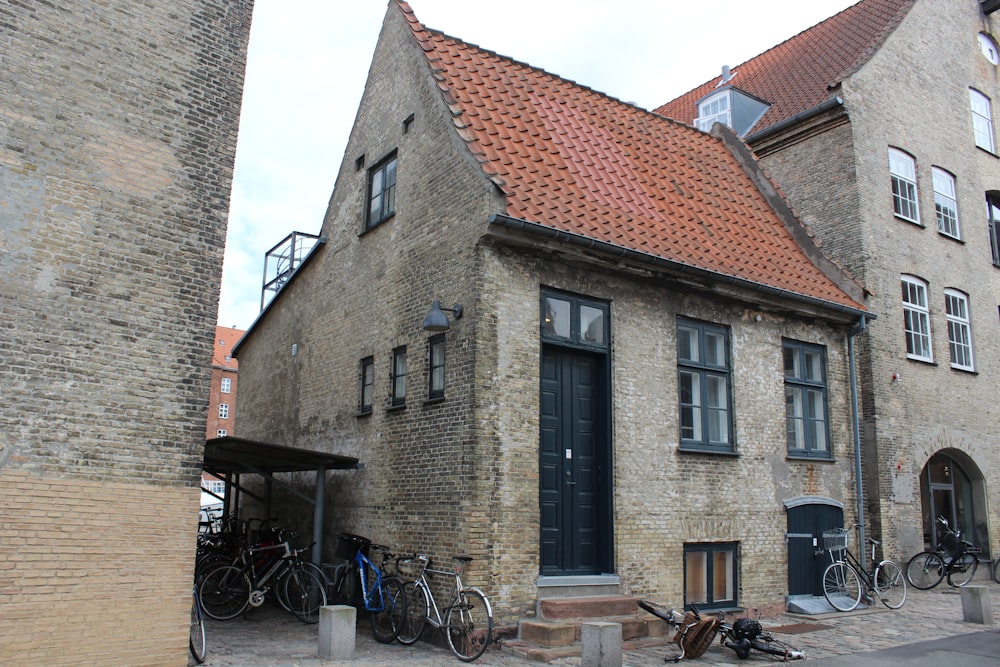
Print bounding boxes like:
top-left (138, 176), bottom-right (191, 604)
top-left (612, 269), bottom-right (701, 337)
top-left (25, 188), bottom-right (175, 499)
top-left (218, 403), bottom-right (229, 420)
top-left (889, 148), bottom-right (920, 223)
top-left (944, 289), bottom-right (974, 371)
top-left (695, 92), bottom-right (731, 131)
top-left (932, 167), bottom-right (960, 239)
top-left (901, 275), bottom-right (933, 362)
top-left (971, 89), bottom-right (995, 153)
top-left (216, 429), bottom-right (227, 438)
top-left (220, 377), bottom-right (232, 394)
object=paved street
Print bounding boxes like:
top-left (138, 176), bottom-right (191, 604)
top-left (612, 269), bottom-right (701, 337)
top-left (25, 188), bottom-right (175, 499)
top-left (195, 572), bottom-right (1000, 666)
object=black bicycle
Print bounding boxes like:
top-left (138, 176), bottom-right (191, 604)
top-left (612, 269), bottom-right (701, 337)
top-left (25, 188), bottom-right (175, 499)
top-left (905, 516), bottom-right (981, 589)
top-left (638, 599), bottom-right (804, 662)
top-left (821, 526), bottom-right (906, 611)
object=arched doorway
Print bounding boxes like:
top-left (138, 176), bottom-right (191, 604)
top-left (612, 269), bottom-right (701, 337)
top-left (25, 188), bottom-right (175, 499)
top-left (918, 450), bottom-right (989, 556)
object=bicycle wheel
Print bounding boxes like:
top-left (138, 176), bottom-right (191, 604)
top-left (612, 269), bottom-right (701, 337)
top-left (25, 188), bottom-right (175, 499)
top-left (189, 590), bottom-right (207, 664)
top-left (397, 580), bottom-right (430, 645)
top-left (992, 557), bottom-right (1000, 584)
top-left (874, 560), bottom-right (907, 609)
top-left (284, 565), bottom-right (327, 624)
top-left (444, 588), bottom-right (493, 662)
top-left (749, 633), bottom-right (805, 660)
top-left (276, 561), bottom-right (327, 613)
top-left (947, 552), bottom-right (979, 587)
top-left (822, 562), bottom-right (862, 612)
top-left (198, 565), bottom-right (250, 621)
top-left (370, 576), bottom-right (406, 644)
top-left (906, 551), bottom-right (945, 590)
top-left (328, 562), bottom-right (358, 606)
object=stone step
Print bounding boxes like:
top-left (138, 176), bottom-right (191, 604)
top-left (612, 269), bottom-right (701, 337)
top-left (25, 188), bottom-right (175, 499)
top-left (538, 594), bottom-right (638, 620)
top-left (519, 615), bottom-right (658, 647)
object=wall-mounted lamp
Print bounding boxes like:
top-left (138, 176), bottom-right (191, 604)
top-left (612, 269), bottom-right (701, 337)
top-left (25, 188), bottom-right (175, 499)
top-left (422, 300), bottom-right (463, 332)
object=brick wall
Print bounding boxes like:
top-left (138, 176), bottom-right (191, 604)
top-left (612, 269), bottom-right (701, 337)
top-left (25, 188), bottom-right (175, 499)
top-left (0, 1), bottom-right (251, 663)
top-left (755, 0), bottom-right (1000, 560)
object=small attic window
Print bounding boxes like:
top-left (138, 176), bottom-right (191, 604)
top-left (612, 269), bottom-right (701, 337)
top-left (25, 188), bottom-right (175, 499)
top-left (979, 33), bottom-right (999, 64)
top-left (403, 113), bottom-right (415, 134)
top-left (355, 155), bottom-right (365, 171)
top-left (696, 92), bottom-right (731, 131)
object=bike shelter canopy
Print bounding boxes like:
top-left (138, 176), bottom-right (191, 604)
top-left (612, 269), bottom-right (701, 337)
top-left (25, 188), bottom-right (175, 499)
top-left (202, 436), bottom-right (359, 565)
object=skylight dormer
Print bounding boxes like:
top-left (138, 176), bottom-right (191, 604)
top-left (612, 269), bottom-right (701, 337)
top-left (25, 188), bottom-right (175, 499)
top-left (694, 69), bottom-right (770, 137)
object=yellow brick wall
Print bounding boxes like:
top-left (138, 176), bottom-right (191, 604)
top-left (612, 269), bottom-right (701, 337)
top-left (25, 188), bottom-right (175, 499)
top-left (0, 470), bottom-right (199, 666)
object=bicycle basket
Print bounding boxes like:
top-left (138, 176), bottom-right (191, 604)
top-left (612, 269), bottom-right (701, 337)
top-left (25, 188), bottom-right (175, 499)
top-left (335, 532), bottom-right (371, 559)
top-left (674, 612), bottom-right (720, 659)
top-left (822, 528), bottom-right (849, 552)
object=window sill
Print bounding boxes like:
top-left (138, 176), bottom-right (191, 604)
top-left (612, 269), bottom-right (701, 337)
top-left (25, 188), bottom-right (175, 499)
top-left (786, 453), bottom-right (836, 463)
top-left (950, 365), bottom-right (978, 375)
top-left (937, 232), bottom-right (964, 243)
top-left (975, 145), bottom-right (999, 159)
top-left (894, 215), bottom-right (922, 227)
top-left (905, 356), bottom-right (937, 366)
top-left (356, 410), bottom-right (373, 419)
top-left (386, 404), bottom-right (406, 413)
top-left (677, 446), bottom-right (739, 457)
top-left (423, 396), bottom-right (446, 406)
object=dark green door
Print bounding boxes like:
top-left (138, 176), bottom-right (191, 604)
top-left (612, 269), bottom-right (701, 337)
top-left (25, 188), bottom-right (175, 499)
top-left (787, 502), bottom-right (843, 596)
top-left (540, 347), bottom-right (610, 575)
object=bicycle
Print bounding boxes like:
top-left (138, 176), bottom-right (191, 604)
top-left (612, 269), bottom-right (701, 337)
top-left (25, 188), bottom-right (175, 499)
top-left (198, 536), bottom-right (327, 623)
top-left (992, 548), bottom-right (1000, 584)
top-left (328, 533), bottom-right (406, 643)
top-left (395, 554), bottom-right (494, 661)
top-left (905, 516), bottom-right (981, 589)
top-left (638, 599), bottom-right (804, 662)
top-left (189, 585), bottom-right (206, 664)
top-left (821, 526), bottom-right (907, 611)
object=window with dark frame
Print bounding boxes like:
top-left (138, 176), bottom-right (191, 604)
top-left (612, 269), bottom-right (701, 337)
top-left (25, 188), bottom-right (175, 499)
top-left (428, 334), bottom-right (445, 400)
top-left (365, 152), bottom-right (397, 230)
top-left (359, 356), bottom-right (374, 414)
top-left (988, 194), bottom-right (1000, 266)
top-left (783, 340), bottom-right (830, 458)
top-left (684, 542), bottom-right (738, 610)
top-left (677, 318), bottom-right (733, 452)
top-left (391, 346), bottom-right (407, 407)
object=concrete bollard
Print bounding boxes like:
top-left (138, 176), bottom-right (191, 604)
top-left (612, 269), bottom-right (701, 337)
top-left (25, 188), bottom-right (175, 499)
top-left (581, 621), bottom-right (622, 667)
top-left (959, 586), bottom-right (993, 625)
top-left (318, 605), bottom-right (356, 659)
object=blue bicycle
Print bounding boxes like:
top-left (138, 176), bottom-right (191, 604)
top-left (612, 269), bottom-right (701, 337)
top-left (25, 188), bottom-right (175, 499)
top-left (329, 533), bottom-right (406, 643)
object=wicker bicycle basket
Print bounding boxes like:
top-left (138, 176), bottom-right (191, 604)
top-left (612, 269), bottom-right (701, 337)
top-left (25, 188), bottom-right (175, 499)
top-left (822, 528), bottom-right (849, 552)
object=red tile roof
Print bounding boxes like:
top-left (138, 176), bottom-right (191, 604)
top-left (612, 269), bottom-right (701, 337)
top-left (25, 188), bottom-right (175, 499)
top-left (397, 2), bottom-right (865, 314)
top-left (655, 0), bottom-right (914, 135)
top-left (213, 326), bottom-right (244, 370)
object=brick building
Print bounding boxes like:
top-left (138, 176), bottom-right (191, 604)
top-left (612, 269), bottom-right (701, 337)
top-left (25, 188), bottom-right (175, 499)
top-left (659, 0), bottom-right (1000, 561)
top-left (207, 326), bottom-right (244, 440)
top-left (233, 0), bottom-right (872, 624)
top-left (0, 2), bottom-right (251, 664)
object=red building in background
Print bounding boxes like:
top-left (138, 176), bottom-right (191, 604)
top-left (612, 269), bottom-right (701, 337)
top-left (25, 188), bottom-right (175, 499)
top-left (206, 325), bottom-right (243, 439)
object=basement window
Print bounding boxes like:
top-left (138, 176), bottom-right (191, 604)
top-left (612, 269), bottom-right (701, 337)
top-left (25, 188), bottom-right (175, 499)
top-left (684, 542), bottom-right (738, 611)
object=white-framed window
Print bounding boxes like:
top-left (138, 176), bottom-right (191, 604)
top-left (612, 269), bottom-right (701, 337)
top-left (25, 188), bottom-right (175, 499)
top-left (944, 289), bottom-right (974, 371)
top-left (218, 403), bottom-right (229, 420)
top-left (901, 275), bottom-right (933, 361)
top-left (695, 92), bottom-right (731, 131)
top-left (932, 167), bottom-right (960, 239)
top-left (220, 377), bottom-right (232, 394)
top-left (971, 89), bottom-right (996, 153)
top-left (889, 148), bottom-right (920, 223)
top-left (216, 429), bottom-right (227, 438)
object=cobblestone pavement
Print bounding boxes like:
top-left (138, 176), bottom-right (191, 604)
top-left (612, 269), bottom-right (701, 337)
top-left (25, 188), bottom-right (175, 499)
top-left (195, 572), bottom-right (999, 666)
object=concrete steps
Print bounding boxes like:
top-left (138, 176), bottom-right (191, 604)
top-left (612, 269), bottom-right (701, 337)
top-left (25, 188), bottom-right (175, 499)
top-left (501, 594), bottom-right (671, 662)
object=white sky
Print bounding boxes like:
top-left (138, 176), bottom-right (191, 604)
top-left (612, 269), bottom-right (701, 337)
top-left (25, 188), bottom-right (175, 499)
top-left (217, 0), bottom-right (858, 329)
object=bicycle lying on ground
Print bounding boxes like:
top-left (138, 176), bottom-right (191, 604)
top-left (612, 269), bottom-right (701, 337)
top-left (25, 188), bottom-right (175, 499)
top-left (905, 516), bottom-right (982, 589)
top-left (327, 533), bottom-right (406, 643)
top-left (821, 525), bottom-right (907, 611)
top-left (638, 599), bottom-right (804, 662)
top-left (395, 553), bottom-right (494, 662)
top-left (198, 533), bottom-right (327, 623)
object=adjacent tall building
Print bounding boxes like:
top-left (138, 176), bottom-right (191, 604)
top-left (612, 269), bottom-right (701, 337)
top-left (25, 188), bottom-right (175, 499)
top-left (0, 2), bottom-right (252, 664)
top-left (659, 0), bottom-right (1000, 559)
